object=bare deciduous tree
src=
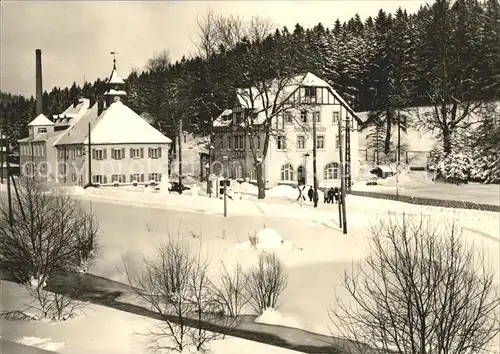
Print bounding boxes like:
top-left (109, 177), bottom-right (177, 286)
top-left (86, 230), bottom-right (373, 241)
top-left (194, 10), bottom-right (274, 58)
top-left (122, 235), bottom-right (194, 353)
top-left (0, 178), bottom-right (99, 320)
top-left (236, 71), bottom-right (316, 198)
top-left (121, 232), bottom-right (227, 353)
top-left (329, 212), bottom-right (500, 354)
top-left (247, 252), bottom-right (288, 313)
top-left (188, 250), bottom-right (221, 352)
top-left (145, 49), bottom-right (171, 72)
top-left (211, 262), bottom-right (250, 319)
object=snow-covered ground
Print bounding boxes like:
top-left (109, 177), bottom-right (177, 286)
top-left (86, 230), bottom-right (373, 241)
top-left (72, 196), bottom-right (499, 337)
top-left (1, 181), bottom-right (498, 353)
top-left (0, 281), bottom-right (304, 354)
top-left (352, 165), bottom-right (500, 206)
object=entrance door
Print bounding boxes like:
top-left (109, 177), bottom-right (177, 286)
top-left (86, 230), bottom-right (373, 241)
top-left (297, 165), bottom-right (306, 185)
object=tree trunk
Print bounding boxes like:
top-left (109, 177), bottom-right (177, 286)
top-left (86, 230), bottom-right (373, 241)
top-left (256, 163), bottom-right (265, 199)
top-left (443, 126), bottom-right (453, 156)
top-left (384, 109), bottom-right (393, 155)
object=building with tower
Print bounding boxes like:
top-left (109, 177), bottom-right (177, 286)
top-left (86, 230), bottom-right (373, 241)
top-left (19, 53), bottom-right (172, 186)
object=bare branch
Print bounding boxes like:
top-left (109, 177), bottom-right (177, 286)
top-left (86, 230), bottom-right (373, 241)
top-left (329, 213), bottom-right (500, 354)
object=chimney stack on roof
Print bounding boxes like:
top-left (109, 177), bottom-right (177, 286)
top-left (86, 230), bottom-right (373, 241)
top-left (35, 49), bottom-right (43, 116)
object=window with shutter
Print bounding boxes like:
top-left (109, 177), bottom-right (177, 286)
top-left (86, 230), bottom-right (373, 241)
top-left (103, 149), bottom-right (107, 159)
top-left (92, 149), bottom-right (96, 159)
top-left (140, 148), bottom-right (144, 158)
top-left (158, 148), bottom-right (162, 158)
top-left (122, 148), bottom-right (125, 159)
top-left (130, 148), bottom-right (133, 158)
top-left (148, 148), bottom-right (152, 158)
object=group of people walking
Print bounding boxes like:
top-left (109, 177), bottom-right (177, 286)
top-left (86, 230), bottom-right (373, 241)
top-left (302, 186), bottom-right (341, 204)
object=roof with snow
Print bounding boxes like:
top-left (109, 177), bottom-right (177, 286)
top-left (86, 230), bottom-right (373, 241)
top-left (53, 103), bottom-right (102, 146)
top-left (108, 68), bottom-right (125, 85)
top-left (52, 102), bottom-right (99, 146)
top-left (213, 109), bottom-right (233, 127)
top-left (28, 114), bottom-right (53, 126)
top-left (18, 130), bottom-right (61, 143)
top-left (214, 72), bottom-right (361, 127)
top-left (371, 165), bottom-right (394, 173)
top-left (81, 101), bottom-right (171, 145)
top-left (104, 89), bottom-right (127, 96)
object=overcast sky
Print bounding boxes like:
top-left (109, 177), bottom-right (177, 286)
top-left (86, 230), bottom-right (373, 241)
top-left (1, 0), bottom-right (430, 97)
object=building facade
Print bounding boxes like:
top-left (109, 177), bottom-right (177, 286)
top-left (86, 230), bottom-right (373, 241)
top-left (0, 133), bottom-right (19, 179)
top-left (18, 58), bottom-right (172, 186)
top-left (212, 72), bottom-right (362, 187)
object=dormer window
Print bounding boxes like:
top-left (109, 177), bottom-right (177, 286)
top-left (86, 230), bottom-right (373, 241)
top-left (37, 127), bottom-right (47, 134)
top-left (304, 87), bottom-right (317, 100)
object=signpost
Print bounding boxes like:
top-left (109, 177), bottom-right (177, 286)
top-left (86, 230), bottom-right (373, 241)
top-left (296, 184), bottom-right (306, 207)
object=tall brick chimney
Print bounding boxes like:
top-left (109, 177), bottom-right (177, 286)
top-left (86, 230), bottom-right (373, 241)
top-left (35, 49), bottom-right (43, 116)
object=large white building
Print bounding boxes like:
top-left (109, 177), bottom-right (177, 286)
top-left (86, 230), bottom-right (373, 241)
top-left (212, 72), bottom-right (362, 187)
top-left (19, 58), bottom-right (172, 186)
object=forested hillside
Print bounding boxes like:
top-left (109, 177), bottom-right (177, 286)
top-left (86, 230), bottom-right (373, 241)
top-left (1, 0), bottom-right (499, 181)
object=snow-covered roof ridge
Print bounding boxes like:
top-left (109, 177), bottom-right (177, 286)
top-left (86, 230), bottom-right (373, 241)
top-left (104, 89), bottom-right (127, 96)
top-left (28, 114), bottom-right (53, 126)
top-left (231, 72), bottom-right (361, 124)
top-left (108, 68), bottom-right (125, 85)
top-left (52, 103), bottom-right (98, 146)
top-left (83, 101), bottom-right (172, 145)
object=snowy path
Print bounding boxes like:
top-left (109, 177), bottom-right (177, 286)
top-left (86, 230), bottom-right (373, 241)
top-left (352, 179), bottom-right (500, 206)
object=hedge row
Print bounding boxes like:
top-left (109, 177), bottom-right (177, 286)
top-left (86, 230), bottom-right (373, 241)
top-left (350, 190), bottom-right (500, 212)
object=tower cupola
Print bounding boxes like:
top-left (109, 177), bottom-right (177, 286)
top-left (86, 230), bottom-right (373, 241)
top-left (103, 51), bottom-right (127, 107)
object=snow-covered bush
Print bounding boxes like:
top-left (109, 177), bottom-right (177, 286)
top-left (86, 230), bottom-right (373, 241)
top-left (435, 152), bottom-right (473, 184)
top-left (472, 154), bottom-right (500, 184)
top-left (0, 178), bottom-right (99, 321)
top-left (247, 252), bottom-right (288, 313)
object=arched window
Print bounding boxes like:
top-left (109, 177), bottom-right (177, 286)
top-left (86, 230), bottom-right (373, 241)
top-left (251, 167), bottom-right (257, 181)
top-left (324, 162), bottom-right (339, 180)
top-left (297, 165), bottom-right (306, 184)
top-left (281, 163), bottom-right (294, 181)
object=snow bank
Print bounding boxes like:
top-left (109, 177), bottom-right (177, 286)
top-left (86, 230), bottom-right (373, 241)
top-left (267, 185), bottom-right (297, 199)
top-left (18, 336), bottom-right (66, 352)
top-left (377, 171), bottom-right (427, 187)
top-left (234, 182), bottom-right (257, 195)
top-left (63, 186), bottom-right (86, 195)
top-left (234, 228), bottom-right (299, 253)
top-left (2, 280), bottom-right (304, 354)
top-left (256, 228), bottom-right (284, 250)
top-left (255, 308), bottom-right (305, 330)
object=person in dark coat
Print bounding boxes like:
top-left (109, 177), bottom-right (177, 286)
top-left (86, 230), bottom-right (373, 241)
top-left (328, 187), bottom-right (335, 203)
top-left (333, 186), bottom-right (340, 204)
top-left (307, 186), bottom-right (314, 202)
